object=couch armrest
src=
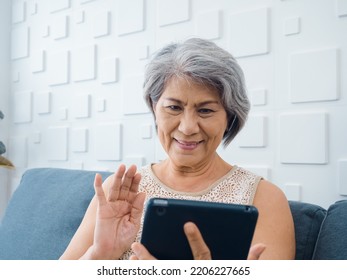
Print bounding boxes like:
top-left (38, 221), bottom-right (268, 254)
top-left (289, 200), bottom-right (326, 260)
top-left (0, 168), bottom-right (112, 260)
top-left (313, 200), bottom-right (347, 260)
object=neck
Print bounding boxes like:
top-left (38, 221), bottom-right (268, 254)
top-left (153, 154), bottom-right (232, 192)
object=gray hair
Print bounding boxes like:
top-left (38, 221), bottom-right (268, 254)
top-left (143, 38), bottom-right (250, 147)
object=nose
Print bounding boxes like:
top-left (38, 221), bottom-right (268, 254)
top-left (178, 112), bottom-right (199, 135)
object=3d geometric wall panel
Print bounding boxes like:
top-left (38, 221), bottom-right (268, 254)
top-left (46, 126), bottom-right (68, 161)
top-left (93, 10), bottom-right (110, 38)
top-left (284, 17), bottom-right (300, 36)
top-left (117, 0), bottom-right (144, 35)
top-left (29, 2), bottom-right (38, 15)
top-left (50, 0), bottom-right (70, 13)
top-left (238, 115), bottom-right (267, 148)
top-left (13, 91), bottom-right (32, 123)
top-left (280, 112), bottom-right (328, 164)
top-left (95, 123), bottom-right (122, 161)
top-left (73, 94), bottom-right (91, 119)
top-left (122, 75), bottom-right (150, 115)
top-left (196, 10), bottom-right (221, 40)
top-left (36, 91), bottom-right (51, 115)
top-left (229, 7), bottom-right (269, 58)
top-left (51, 16), bottom-right (68, 40)
top-left (11, 27), bottom-right (29, 60)
top-left (337, 0), bottom-right (347, 17)
top-left (31, 50), bottom-right (46, 73)
top-left (100, 57), bottom-right (118, 84)
top-left (250, 89), bottom-right (267, 106)
top-left (12, 1), bottom-right (26, 24)
top-left (157, 0), bottom-right (190, 27)
top-left (74, 10), bottom-right (84, 24)
top-left (72, 45), bottom-right (96, 82)
top-left (290, 48), bottom-right (339, 103)
top-left (48, 51), bottom-right (69, 86)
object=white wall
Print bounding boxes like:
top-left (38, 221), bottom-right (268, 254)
top-left (1, 0), bottom-right (347, 217)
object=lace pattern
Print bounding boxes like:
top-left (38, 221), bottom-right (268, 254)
top-left (120, 164), bottom-right (261, 259)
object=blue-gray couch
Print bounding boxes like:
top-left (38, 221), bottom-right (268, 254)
top-left (0, 168), bottom-right (346, 260)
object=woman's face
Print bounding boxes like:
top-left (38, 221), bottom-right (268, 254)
top-left (153, 77), bottom-right (228, 169)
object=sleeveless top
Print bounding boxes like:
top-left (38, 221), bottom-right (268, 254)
top-left (120, 164), bottom-right (262, 259)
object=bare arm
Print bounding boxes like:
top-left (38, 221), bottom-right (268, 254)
top-left (251, 180), bottom-right (295, 259)
top-left (60, 164), bottom-right (145, 260)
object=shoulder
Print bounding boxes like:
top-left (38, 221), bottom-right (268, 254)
top-left (253, 180), bottom-right (288, 206)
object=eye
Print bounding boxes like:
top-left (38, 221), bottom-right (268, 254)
top-left (167, 105), bottom-right (182, 111)
top-left (198, 108), bottom-right (214, 114)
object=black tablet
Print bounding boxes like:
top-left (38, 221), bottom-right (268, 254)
top-left (140, 198), bottom-right (258, 260)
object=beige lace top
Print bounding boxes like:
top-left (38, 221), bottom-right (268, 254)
top-left (121, 164), bottom-right (261, 259)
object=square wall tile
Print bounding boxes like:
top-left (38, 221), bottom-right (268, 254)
top-left (290, 48), bottom-right (339, 103)
top-left (95, 123), bottom-right (122, 161)
top-left (31, 50), bottom-right (46, 73)
top-left (50, 0), bottom-right (70, 13)
top-left (12, 1), bottom-right (26, 24)
top-left (157, 0), bottom-right (190, 27)
top-left (48, 51), bottom-right (69, 86)
top-left (280, 112), bottom-right (328, 164)
top-left (196, 9), bottom-right (221, 40)
top-left (93, 10), bottom-right (110, 38)
top-left (36, 91), bottom-right (51, 114)
top-left (100, 57), bottom-right (118, 84)
top-left (11, 27), bottom-right (29, 60)
top-left (51, 15), bottom-right (68, 40)
top-left (117, 0), bottom-right (144, 35)
top-left (229, 7), bottom-right (269, 58)
top-left (337, 0), bottom-right (347, 17)
top-left (72, 45), bottom-right (96, 82)
top-left (238, 115), bottom-right (267, 148)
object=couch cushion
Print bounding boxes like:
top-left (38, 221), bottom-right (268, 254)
top-left (289, 200), bottom-right (326, 260)
top-left (313, 200), bottom-right (347, 260)
top-left (0, 168), bottom-right (112, 260)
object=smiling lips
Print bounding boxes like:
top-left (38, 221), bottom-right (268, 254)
top-left (175, 139), bottom-right (203, 150)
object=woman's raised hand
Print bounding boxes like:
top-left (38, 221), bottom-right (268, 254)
top-left (85, 164), bottom-right (146, 260)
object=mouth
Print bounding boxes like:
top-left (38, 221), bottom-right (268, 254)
top-left (174, 139), bottom-right (204, 150)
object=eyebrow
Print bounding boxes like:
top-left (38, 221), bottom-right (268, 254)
top-left (163, 97), bottom-right (221, 107)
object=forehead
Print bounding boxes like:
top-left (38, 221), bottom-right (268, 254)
top-left (161, 76), bottom-right (221, 102)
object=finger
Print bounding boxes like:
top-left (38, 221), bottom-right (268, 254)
top-left (108, 164), bottom-right (126, 202)
top-left (131, 242), bottom-right (157, 260)
top-left (247, 243), bottom-right (266, 260)
top-left (119, 165), bottom-right (137, 201)
top-left (129, 192), bottom-right (146, 225)
top-left (94, 173), bottom-right (107, 207)
top-left (184, 222), bottom-right (211, 260)
top-left (127, 173), bottom-right (142, 202)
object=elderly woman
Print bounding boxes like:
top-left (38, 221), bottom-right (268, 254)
top-left (60, 38), bottom-right (295, 260)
